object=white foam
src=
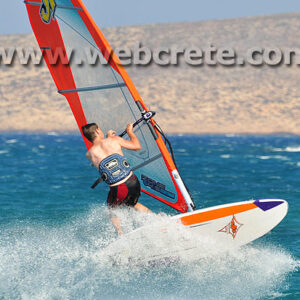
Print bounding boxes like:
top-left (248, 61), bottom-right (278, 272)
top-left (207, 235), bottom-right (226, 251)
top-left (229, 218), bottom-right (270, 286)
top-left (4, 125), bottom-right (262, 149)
top-left (258, 155), bottom-right (289, 161)
top-left (273, 155), bottom-right (290, 161)
top-left (0, 150), bottom-right (8, 155)
top-left (285, 146), bottom-right (300, 152)
top-left (258, 156), bottom-right (271, 160)
top-left (272, 148), bottom-right (283, 152)
top-left (177, 149), bottom-right (186, 153)
top-left (47, 132), bottom-right (59, 136)
top-left (272, 146), bottom-right (300, 153)
top-left (225, 134), bottom-right (237, 137)
top-left (0, 207), bottom-right (298, 300)
top-left (5, 139), bottom-right (17, 144)
top-left (221, 154), bottom-right (231, 159)
top-left (51, 185), bottom-right (62, 189)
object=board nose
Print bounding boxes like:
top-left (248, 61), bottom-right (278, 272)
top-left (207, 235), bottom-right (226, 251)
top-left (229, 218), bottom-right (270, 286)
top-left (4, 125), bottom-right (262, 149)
top-left (254, 199), bottom-right (286, 211)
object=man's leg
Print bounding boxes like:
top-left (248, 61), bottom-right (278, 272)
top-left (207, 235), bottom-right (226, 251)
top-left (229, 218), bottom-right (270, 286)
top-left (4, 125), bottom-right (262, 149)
top-left (107, 186), bottom-right (123, 235)
top-left (134, 203), bottom-right (151, 213)
top-left (109, 210), bottom-right (123, 235)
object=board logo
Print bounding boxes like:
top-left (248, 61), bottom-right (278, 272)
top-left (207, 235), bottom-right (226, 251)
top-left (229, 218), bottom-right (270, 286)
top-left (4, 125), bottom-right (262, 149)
top-left (141, 174), bottom-right (175, 199)
top-left (40, 0), bottom-right (57, 24)
top-left (219, 215), bottom-right (243, 239)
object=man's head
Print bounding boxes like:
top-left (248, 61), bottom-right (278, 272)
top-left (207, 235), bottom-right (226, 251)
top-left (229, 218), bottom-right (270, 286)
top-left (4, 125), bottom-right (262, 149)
top-left (82, 123), bottom-right (103, 142)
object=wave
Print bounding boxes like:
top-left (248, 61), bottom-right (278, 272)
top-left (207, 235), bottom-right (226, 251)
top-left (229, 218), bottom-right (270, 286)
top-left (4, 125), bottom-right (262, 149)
top-left (285, 146), bottom-right (300, 152)
top-left (0, 206), bottom-right (298, 300)
top-left (272, 146), bottom-right (300, 153)
top-left (47, 132), bottom-right (59, 136)
top-left (5, 139), bottom-right (17, 144)
top-left (221, 154), bottom-right (231, 159)
top-left (257, 155), bottom-right (289, 161)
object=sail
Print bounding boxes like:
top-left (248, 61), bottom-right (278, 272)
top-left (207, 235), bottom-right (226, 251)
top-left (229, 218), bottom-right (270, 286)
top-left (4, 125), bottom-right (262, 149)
top-left (25, 0), bottom-right (195, 213)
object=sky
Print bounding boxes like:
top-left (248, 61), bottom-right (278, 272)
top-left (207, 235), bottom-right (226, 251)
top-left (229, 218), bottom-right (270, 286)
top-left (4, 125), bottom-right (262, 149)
top-left (1, 0), bottom-right (300, 35)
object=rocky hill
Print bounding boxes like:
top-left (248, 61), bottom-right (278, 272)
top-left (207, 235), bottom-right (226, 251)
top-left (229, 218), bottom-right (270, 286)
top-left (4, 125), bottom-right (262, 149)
top-left (1, 13), bottom-right (300, 134)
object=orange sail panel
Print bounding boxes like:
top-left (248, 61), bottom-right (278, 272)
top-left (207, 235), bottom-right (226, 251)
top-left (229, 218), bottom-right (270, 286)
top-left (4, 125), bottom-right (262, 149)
top-left (25, 0), bottom-right (192, 213)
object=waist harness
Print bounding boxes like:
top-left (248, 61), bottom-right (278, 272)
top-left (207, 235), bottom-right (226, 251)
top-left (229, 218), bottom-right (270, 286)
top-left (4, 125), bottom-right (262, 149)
top-left (98, 154), bottom-right (132, 185)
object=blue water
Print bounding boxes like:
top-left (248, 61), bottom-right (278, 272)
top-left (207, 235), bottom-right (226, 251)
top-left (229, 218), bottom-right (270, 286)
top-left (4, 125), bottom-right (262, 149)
top-left (0, 134), bottom-right (299, 299)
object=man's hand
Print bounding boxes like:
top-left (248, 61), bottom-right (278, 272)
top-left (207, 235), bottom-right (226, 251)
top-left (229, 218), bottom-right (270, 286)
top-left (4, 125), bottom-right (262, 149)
top-left (126, 123), bottom-right (134, 135)
top-left (118, 123), bottom-right (141, 151)
top-left (107, 130), bottom-right (116, 137)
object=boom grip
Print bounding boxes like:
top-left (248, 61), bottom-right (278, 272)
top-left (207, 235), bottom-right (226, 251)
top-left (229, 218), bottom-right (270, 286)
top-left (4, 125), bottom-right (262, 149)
top-left (119, 111), bottom-right (156, 138)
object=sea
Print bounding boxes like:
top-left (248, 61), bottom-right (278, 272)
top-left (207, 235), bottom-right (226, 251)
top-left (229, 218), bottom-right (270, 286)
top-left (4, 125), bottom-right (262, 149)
top-left (0, 133), bottom-right (299, 300)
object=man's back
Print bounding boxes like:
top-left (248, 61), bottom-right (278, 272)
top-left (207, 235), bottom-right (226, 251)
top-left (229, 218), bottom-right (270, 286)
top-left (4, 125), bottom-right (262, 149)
top-left (88, 136), bottom-right (124, 169)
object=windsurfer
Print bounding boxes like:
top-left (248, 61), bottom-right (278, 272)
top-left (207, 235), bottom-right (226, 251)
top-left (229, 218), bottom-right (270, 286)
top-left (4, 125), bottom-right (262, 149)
top-left (82, 123), bottom-right (150, 235)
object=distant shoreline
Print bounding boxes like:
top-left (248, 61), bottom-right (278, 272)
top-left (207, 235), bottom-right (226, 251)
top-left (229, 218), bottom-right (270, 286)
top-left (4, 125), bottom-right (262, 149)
top-left (0, 131), bottom-right (299, 137)
top-left (1, 13), bottom-right (300, 136)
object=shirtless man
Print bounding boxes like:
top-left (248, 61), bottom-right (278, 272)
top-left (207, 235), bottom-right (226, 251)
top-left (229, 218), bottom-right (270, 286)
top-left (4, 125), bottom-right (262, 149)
top-left (82, 123), bottom-right (150, 235)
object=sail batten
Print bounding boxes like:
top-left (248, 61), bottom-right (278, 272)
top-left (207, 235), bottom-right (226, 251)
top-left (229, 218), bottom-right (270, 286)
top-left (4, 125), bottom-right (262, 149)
top-left (25, 0), bottom-right (195, 213)
top-left (132, 154), bottom-right (163, 172)
top-left (56, 5), bottom-right (83, 11)
top-left (58, 83), bottom-right (127, 94)
top-left (24, 1), bottom-right (41, 6)
top-left (24, 1), bottom-right (83, 11)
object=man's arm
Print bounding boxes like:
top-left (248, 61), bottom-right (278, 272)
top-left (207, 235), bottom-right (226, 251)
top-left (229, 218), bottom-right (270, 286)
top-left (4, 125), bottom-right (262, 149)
top-left (86, 151), bottom-right (97, 167)
top-left (86, 151), bottom-right (92, 161)
top-left (117, 123), bottom-right (142, 151)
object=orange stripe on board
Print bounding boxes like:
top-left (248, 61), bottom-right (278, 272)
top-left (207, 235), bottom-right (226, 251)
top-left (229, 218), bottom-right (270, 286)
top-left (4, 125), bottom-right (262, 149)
top-left (180, 203), bottom-right (257, 226)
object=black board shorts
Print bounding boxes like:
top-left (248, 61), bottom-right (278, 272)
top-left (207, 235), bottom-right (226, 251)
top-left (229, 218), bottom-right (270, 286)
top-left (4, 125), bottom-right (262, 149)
top-left (107, 174), bottom-right (141, 208)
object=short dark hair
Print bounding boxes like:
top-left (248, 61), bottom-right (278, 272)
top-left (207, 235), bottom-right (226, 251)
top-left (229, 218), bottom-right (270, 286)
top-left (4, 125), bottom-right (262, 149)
top-left (81, 123), bottom-right (99, 142)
